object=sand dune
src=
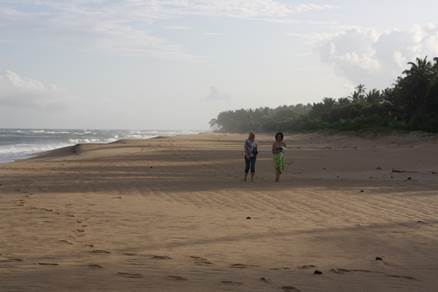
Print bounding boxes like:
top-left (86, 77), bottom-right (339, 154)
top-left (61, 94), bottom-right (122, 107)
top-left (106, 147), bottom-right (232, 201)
top-left (1, 133), bottom-right (438, 291)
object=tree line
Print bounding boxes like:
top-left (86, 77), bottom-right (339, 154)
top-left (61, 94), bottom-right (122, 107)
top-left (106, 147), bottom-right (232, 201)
top-left (210, 57), bottom-right (438, 133)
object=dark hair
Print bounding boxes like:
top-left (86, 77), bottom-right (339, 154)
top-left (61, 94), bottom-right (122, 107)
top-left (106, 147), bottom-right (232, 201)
top-left (275, 132), bottom-right (284, 141)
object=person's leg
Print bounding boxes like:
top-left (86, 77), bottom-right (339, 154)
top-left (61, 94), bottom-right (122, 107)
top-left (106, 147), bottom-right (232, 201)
top-left (244, 157), bottom-right (250, 181)
top-left (278, 155), bottom-right (285, 182)
top-left (275, 169), bottom-right (281, 182)
top-left (273, 154), bottom-right (281, 182)
top-left (250, 157), bottom-right (256, 182)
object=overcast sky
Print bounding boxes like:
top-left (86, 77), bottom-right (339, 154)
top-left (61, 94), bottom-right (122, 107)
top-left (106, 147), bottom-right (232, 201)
top-left (1, 0), bottom-right (438, 130)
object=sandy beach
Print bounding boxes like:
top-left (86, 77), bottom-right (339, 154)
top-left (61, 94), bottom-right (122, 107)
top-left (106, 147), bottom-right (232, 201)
top-left (1, 133), bottom-right (438, 291)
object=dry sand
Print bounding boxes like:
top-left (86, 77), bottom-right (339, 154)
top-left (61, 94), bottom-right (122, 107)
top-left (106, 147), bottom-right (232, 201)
top-left (1, 133), bottom-right (438, 291)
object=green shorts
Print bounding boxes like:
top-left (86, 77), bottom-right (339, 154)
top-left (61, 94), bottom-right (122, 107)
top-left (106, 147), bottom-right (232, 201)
top-left (273, 152), bottom-right (285, 172)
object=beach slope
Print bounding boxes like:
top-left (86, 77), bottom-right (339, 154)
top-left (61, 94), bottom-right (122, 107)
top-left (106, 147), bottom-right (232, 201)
top-left (1, 133), bottom-right (438, 291)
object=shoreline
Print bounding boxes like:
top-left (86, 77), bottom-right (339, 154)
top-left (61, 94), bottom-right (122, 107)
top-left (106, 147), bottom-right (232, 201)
top-left (3, 129), bottom-right (437, 165)
top-left (0, 129), bottom-right (203, 164)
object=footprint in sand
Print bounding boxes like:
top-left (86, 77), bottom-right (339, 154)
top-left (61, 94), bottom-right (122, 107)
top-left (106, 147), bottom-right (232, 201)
top-left (386, 274), bottom-right (417, 281)
top-left (190, 256), bottom-right (213, 265)
top-left (221, 280), bottom-right (242, 286)
top-left (230, 263), bottom-right (256, 269)
top-left (281, 285), bottom-right (301, 292)
top-left (0, 258), bottom-right (23, 263)
top-left (331, 268), bottom-right (417, 281)
top-left (123, 252), bottom-right (137, 256)
top-left (330, 268), bottom-right (372, 274)
top-left (167, 275), bottom-right (188, 281)
top-left (117, 272), bottom-right (143, 278)
top-left (297, 264), bottom-right (316, 270)
top-left (59, 240), bottom-right (74, 245)
top-left (150, 255), bottom-right (172, 260)
top-left (259, 277), bottom-right (271, 283)
top-left (330, 268), bottom-right (384, 274)
top-left (90, 250), bottom-right (111, 254)
top-left (88, 264), bottom-right (103, 269)
top-left (38, 262), bottom-right (59, 266)
top-left (271, 267), bottom-right (290, 271)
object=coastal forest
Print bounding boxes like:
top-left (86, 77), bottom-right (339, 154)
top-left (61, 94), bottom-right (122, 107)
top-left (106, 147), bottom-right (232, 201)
top-left (210, 57), bottom-right (438, 133)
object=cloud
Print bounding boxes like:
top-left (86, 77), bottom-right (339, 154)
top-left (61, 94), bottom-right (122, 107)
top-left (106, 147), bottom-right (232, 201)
top-left (158, 1), bottom-right (332, 18)
top-left (0, 1), bottom-right (332, 59)
top-left (164, 26), bottom-right (192, 31)
top-left (317, 25), bottom-right (438, 88)
top-left (203, 32), bottom-right (225, 36)
top-left (205, 86), bottom-right (230, 101)
top-left (0, 70), bottom-right (68, 109)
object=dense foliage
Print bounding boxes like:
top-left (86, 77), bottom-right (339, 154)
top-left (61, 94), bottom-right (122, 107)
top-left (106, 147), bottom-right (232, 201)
top-left (210, 57), bottom-right (438, 133)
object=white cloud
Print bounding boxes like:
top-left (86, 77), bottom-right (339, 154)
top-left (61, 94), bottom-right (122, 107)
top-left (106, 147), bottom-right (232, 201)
top-left (203, 32), bottom-right (225, 36)
top-left (205, 86), bottom-right (230, 101)
top-left (158, 1), bottom-right (332, 18)
top-left (164, 25), bottom-right (192, 31)
top-left (317, 25), bottom-right (438, 88)
top-left (0, 1), bottom-right (332, 59)
top-left (0, 70), bottom-right (68, 109)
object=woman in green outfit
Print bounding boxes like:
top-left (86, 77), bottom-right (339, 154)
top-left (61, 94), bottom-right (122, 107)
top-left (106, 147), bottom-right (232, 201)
top-left (272, 132), bottom-right (286, 182)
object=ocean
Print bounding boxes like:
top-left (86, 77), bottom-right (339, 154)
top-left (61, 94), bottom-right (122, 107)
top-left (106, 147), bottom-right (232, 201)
top-left (0, 128), bottom-right (198, 163)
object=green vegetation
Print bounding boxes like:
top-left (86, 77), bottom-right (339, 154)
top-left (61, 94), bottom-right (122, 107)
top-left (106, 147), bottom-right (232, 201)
top-left (210, 57), bottom-right (438, 133)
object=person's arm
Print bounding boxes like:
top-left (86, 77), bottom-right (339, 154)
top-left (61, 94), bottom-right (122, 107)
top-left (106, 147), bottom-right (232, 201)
top-left (244, 141), bottom-right (251, 158)
top-left (272, 142), bottom-right (276, 154)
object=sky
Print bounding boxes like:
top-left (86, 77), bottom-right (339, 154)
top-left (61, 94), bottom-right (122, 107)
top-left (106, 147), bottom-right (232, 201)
top-left (1, 0), bottom-right (438, 130)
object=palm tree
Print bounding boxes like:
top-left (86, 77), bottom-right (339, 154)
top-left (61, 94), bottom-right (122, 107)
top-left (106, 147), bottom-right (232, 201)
top-left (365, 89), bottom-right (381, 104)
top-left (350, 84), bottom-right (366, 103)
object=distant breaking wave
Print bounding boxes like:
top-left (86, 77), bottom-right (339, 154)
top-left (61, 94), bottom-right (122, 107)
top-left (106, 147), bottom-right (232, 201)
top-left (0, 129), bottom-right (198, 163)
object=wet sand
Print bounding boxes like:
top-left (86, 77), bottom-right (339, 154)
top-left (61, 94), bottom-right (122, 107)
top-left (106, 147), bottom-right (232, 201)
top-left (1, 133), bottom-right (438, 291)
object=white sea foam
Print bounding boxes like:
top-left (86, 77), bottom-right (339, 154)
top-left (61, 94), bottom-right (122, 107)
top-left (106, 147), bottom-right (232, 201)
top-left (0, 143), bottom-right (71, 163)
top-left (0, 129), bottom-right (199, 163)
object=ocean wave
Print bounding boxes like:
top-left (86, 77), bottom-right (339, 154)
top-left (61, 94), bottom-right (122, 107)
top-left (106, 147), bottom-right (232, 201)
top-left (0, 143), bottom-right (71, 163)
top-left (125, 134), bottom-right (158, 139)
top-left (0, 143), bottom-right (71, 155)
top-left (0, 129), bottom-right (199, 163)
top-left (68, 138), bottom-right (118, 144)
